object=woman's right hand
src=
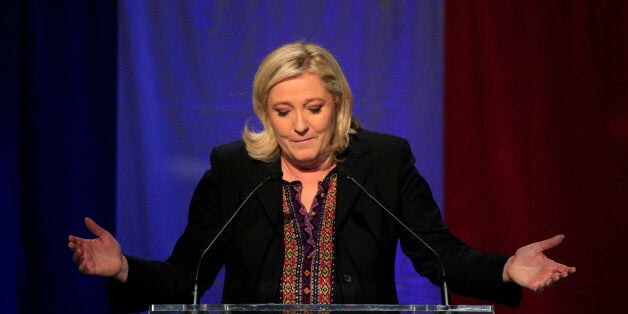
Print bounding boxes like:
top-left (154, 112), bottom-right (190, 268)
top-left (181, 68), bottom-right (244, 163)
top-left (68, 217), bottom-right (129, 282)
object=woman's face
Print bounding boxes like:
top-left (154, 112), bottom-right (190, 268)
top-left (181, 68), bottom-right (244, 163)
top-left (267, 72), bottom-right (336, 170)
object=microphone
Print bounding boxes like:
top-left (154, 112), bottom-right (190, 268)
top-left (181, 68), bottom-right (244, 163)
top-left (191, 171), bottom-right (282, 305)
top-left (338, 170), bottom-right (451, 306)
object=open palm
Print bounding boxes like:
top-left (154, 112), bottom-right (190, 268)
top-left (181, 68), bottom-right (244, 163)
top-left (503, 234), bottom-right (576, 292)
top-left (68, 217), bottom-right (127, 281)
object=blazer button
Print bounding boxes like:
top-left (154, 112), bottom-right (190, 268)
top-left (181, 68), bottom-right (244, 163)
top-left (343, 274), bottom-right (352, 283)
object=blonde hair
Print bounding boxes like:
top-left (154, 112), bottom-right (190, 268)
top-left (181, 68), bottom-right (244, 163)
top-left (243, 42), bottom-right (361, 162)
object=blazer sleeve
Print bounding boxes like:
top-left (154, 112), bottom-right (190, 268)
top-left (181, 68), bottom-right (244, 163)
top-left (109, 148), bottom-right (228, 313)
top-left (395, 138), bottom-right (522, 307)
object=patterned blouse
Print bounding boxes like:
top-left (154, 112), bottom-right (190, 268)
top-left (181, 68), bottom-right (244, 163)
top-left (280, 171), bottom-right (338, 304)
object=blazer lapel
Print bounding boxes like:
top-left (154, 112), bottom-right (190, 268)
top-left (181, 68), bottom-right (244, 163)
top-left (246, 159), bottom-right (283, 230)
top-left (244, 159), bottom-right (283, 301)
top-left (335, 135), bottom-right (371, 230)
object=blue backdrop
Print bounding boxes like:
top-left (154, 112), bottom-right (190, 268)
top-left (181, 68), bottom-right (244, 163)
top-left (3, 1), bottom-right (444, 313)
top-left (117, 1), bottom-right (444, 307)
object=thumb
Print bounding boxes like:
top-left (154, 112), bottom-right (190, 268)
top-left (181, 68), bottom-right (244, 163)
top-left (535, 234), bottom-right (565, 251)
top-left (84, 217), bottom-right (111, 238)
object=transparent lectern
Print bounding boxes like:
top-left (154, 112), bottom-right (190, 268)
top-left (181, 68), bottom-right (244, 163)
top-left (149, 304), bottom-right (494, 313)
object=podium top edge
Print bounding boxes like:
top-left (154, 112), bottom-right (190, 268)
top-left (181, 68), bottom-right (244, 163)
top-left (150, 303), bottom-right (494, 312)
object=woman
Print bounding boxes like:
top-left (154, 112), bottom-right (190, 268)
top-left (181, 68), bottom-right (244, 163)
top-left (69, 42), bottom-right (575, 312)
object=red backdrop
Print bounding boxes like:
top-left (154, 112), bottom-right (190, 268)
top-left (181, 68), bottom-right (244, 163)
top-left (444, 1), bottom-right (628, 313)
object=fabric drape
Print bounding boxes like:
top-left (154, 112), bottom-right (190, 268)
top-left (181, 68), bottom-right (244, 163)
top-left (1, 1), bottom-right (117, 313)
top-left (445, 1), bottom-right (628, 313)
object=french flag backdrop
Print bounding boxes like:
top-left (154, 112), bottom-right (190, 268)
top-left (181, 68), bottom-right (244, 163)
top-left (2, 1), bottom-right (626, 313)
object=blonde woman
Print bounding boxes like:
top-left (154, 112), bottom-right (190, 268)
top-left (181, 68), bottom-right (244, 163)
top-left (69, 42), bottom-right (575, 312)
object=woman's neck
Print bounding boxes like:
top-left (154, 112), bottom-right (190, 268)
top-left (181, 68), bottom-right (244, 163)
top-left (280, 156), bottom-right (336, 183)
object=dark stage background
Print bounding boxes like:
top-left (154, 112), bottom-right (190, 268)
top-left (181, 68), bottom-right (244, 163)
top-left (1, 1), bottom-right (117, 313)
top-left (445, 1), bottom-right (628, 313)
top-left (2, 1), bottom-right (627, 313)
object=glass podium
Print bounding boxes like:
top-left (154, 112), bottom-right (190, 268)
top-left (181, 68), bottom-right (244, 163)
top-left (149, 304), bottom-right (494, 313)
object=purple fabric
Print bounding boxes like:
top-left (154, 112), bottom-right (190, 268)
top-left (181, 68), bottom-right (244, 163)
top-left (291, 183), bottom-right (325, 258)
top-left (283, 174), bottom-right (333, 303)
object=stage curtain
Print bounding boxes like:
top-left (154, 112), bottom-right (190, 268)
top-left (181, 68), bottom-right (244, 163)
top-left (444, 1), bottom-right (628, 313)
top-left (0, 1), bottom-right (117, 313)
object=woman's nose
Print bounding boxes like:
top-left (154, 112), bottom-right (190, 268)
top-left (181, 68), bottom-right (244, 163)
top-left (294, 111), bottom-right (309, 134)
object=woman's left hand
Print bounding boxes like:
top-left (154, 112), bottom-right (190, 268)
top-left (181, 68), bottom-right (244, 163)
top-left (502, 234), bottom-right (576, 292)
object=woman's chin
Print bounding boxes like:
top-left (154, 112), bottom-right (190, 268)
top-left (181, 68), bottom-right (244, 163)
top-left (283, 154), bottom-right (328, 170)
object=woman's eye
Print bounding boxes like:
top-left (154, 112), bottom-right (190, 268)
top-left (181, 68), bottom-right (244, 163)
top-left (309, 107), bottom-right (322, 114)
top-left (277, 110), bottom-right (290, 117)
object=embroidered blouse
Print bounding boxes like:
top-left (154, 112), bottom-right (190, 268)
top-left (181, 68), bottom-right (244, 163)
top-left (280, 171), bottom-right (338, 304)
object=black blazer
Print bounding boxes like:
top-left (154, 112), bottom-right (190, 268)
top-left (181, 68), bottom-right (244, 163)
top-left (110, 129), bottom-right (521, 312)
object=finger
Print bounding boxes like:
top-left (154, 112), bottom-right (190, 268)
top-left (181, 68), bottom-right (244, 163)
top-left (68, 235), bottom-right (83, 244)
top-left (84, 217), bottom-right (111, 238)
top-left (68, 236), bottom-right (87, 251)
top-left (561, 266), bottom-right (576, 276)
top-left (68, 235), bottom-right (81, 246)
top-left (535, 234), bottom-right (565, 251)
top-left (72, 248), bottom-right (83, 264)
top-left (552, 262), bottom-right (576, 275)
top-left (548, 272), bottom-right (563, 288)
top-left (78, 261), bottom-right (88, 274)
